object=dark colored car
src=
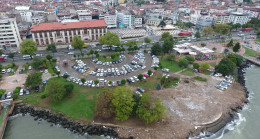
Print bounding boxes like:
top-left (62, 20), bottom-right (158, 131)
top-left (137, 87), bottom-right (145, 93)
top-left (117, 81), bottom-right (121, 86)
top-left (34, 86), bottom-right (39, 92)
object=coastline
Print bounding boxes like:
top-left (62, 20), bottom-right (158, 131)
top-left (7, 61), bottom-right (253, 139)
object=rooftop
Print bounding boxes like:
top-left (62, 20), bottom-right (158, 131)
top-left (31, 20), bottom-right (107, 32)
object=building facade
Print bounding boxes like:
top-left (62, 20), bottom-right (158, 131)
top-left (213, 13), bottom-right (230, 24)
top-left (104, 14), bottom-right (117, 28)
top-left (0, 18), bottom-right (22, 50)
top-left (31, 20), bottom-right (107, 46)
top-left (116, 11), bottom-right (132, 28)
top-left (196, 16), bottom-right (214, 27)
top-left (77, 10), bottom-right (92, 21)
top-left (228, 12), bottom-right (249, 25)
top-left (134, 17), bottom-right (142, 27)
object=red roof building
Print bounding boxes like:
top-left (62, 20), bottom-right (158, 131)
top-left (31, 20), bottom-right (107, 46)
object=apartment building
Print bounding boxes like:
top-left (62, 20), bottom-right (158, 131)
top-left (15, 6), bottom-right (32, 22)
top-left (213, 13), bottom-right (230, 24)
top-left (31, 20), bottom-right (107, 46)
top-left (0, 18), bottom-right (22, 50)
top-left (228, 12), bottom-right (249, 25)
top-left (77, 10), bottom-right (92, 21)
top-left (116, 11), bottom-right (132, 28)
top-left (104, 14), bottom-right (117, 28)
top-left (134, 17), bottom-right (142, 27)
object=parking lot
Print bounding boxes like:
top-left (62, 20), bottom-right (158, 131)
top-left (56, 52), bottom-right (153, 82)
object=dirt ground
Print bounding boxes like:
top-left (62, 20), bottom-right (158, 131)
top-left (96, 75), bottom-right (246, 139)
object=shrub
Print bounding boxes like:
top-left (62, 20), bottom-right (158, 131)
top-left (193, 63), bottom-right (200, 69)
top-left (186, 56), bottom-right (195, 63)
top-left (81, 78), bottom-right (86, 83)
top-left (40, 93), bottom-right (47, 99)
top-left (63, 74), bottom-right (69, 79)
top-left (184, 80), bottom-right (189, 83)
top-left (52, 58), bottom-right (57, 62)
top-left (13, 94), bottom-right (18, 100)
top-left (193, 76), bottom-right (207, 82)
top-left (121, 79), bottom-right (126, 85)
top-left (154, 67), bottom-right (158, 70)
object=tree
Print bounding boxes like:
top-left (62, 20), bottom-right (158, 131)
top-left (56, 71), bottom-right (60, 77)
top-left (71, 35), bottom-right (84, 54)
top-left (86, 51), bottom-right (91, 57)
top-left (98, 32), bottom-right (120, 50)
top-left (46, 54), bottom-right (53, 62)
top-left (195, 31), bottom-right (201, 39)
top-left (95, 53), bottom-right (99, 58)
top-left (121, 79), bottom-right (126, 85)
top-left (64, 83), bottom-right (74, 95)
top-left (136, 93), bottom-right (166, 124)
top-left (193, 63), bottom-right (200, 69)
top-left (8, 53), bottom-right (15, 61)
top-left (162, 39), bottom-right (173, 53)
top-left (94, 80), bottom-right (99, 85)
top-left (215, 58), bottom-right (235, 76)
top-left (227, 39), bottom-right (234, 47)
top-left (148, 70), bottom-right (152, 76)
top-left (20, 39), bottom-right (37, 59)
top-left (144, 37), bottom-right (152, 44)
top-left (46, 43), bottom-right (56, 56)
top-left (32, 57), bottom-right (43, 69)
top-left (200, 63), bottom-right (210, 72)
top-left (46, 79), bottom-right (66, 103)
top-left (214, 24), bottom-right (231, 37)
top-left (81, 78), bottom-right (86, 83)
top-left (125, 41), bottom-right (137, 48)
top-left (160, 32), bottom-right (174, 42)
top-left (167, 54), bottom-right (176, 63)
top-left (151, 43), bottom-right (162, 55)
top-left (108, 80), bottom-right (112, 85)
top-left (111, 54), bottom-right (116, 60)
top-left (233, 42), bottom-right (241, 53)
top-left (158, 20), bottom-right (166, 28)
top-left (112, 87), bottom-right (135, 121)
top-left (203, 26), bottom-right (213, 37)
top-left (137, 74), bottom-right (143, 80)
top-left (186, 56), bottom-right (195, 63)
top-left (95, 89), bottom-right (114, 118)
top-left (178, 59), bottom-right (189, 69)
top-left (90, 49), bottom-right (94, 58)
top-left (25, 72), bottom-right (42, 88)
top-left (201, 43), bottom-right (206, 47)
top-left (121, 47), bottom-right (125, 53)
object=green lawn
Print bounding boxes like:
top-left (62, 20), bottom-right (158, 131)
top-left (164, 77), bottom-right (180, 88)
top-left (255, 39), bottom-right (260, 42)
top-left (160, 58), bottom-right (182, 72)
top-left (0, 108), bottom-right (7, 125)
top-left (243, 47), bottom-right (259, 57)
top-left (23, 77), bottom-right (105, 121)
top-left (98, 55), bottom-right (119, 62)
top-left (181, 68), bottom-right (194, 76)
top-left (130, 73), bottom-right (161, 90)
top-left (22, 64), bottom-right (30, 74)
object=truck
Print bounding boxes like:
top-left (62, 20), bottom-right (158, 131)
top-left (178, 32), bottom-right (192, 36)
top-left (242, 28), bottom-right (253, 32)
top-left (0, 57), bottom-right (5, 62)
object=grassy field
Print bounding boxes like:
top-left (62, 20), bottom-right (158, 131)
top-left (0, 108), bottom-right (7, 125)
top-left (130, 73), bottom-right (161, 90)
top-left (98, 55), bottom-right (119, 62)
top-left (181, 68), bottom-right (194, 76)
top-left (160, 58), bottom-right (182, 72)
top-left (243, 47), bottom-right (259, 57)
top-left (193, 76), bottom-right (207, 82)
top-left (23, 78), bottom-right (104, 121)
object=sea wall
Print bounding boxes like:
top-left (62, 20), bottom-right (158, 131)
top-left (11, 105), bottom-right (124, 138)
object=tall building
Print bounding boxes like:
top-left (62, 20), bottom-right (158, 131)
top-left (31, 20), bottom-right (107, 46)
top-left (0, 18), bottom-right (22, 50)
top-left (15, 6), bottom-right (32, 23)
top-left (228, 12), bottom-right (249, 25)
top-left (104, 14), bottom-right (117, 28)
top-left (77, 10), bottom-right (92, 21)
top-left (116, 11), bottom-right (132, 28)
top-left (213, 13), bottom-right (230, 24)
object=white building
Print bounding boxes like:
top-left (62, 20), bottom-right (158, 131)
top-left (32, 16), bottom-right (46, 24)
top-left (0, 18), bottom-right (22, 50)
top-left (77, 10), bottom-right (92, 21)
top-left (116, 11), bottom-right (132, 28)
top-left (228, 12), bottom-right (249, 25)
top-left (134, 17), bottom-right (142, 27)
top-left (213, 13), bottom-right (230, 24)
top-left (104, 14), bottom-right (117, 28)
top-left (15, 6), bottom-right (32, 22)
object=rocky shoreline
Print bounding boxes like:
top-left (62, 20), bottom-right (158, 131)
top-left (191, 61), bottom-right (252, 138)
top-left (11, 105), bottom-right (128, 139)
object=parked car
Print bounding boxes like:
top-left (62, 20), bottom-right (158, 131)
top-left (137, 87), bottom-right (145, 93)
top-left (34, 86), bottom-right (39, 92)
top-left (43, 80), bottom-right (47, 84)
top-left (26, 89), bottom-right (30, 95)
top-left (28, 66), bottom-right (32, 70)
top-left (6, 92), bottom-right (12, 99)
top-left (19, 89), bottom-right (24, 96)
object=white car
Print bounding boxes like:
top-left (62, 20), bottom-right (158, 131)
top-left (68, 52), bottom-right (74, 55)
top-left (214, 73), bottom-right (222, 77)
top-left (44, 69), bottom-right (48, 74)
top-left (19, 89), bottom-right (24, 96)
top-left (6, 92), bottom-right (12, 99)
top-left (28, 66), bottom-right (32, 70)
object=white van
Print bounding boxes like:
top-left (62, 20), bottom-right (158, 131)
top-left (23, 55), bottom-right (31, 60)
